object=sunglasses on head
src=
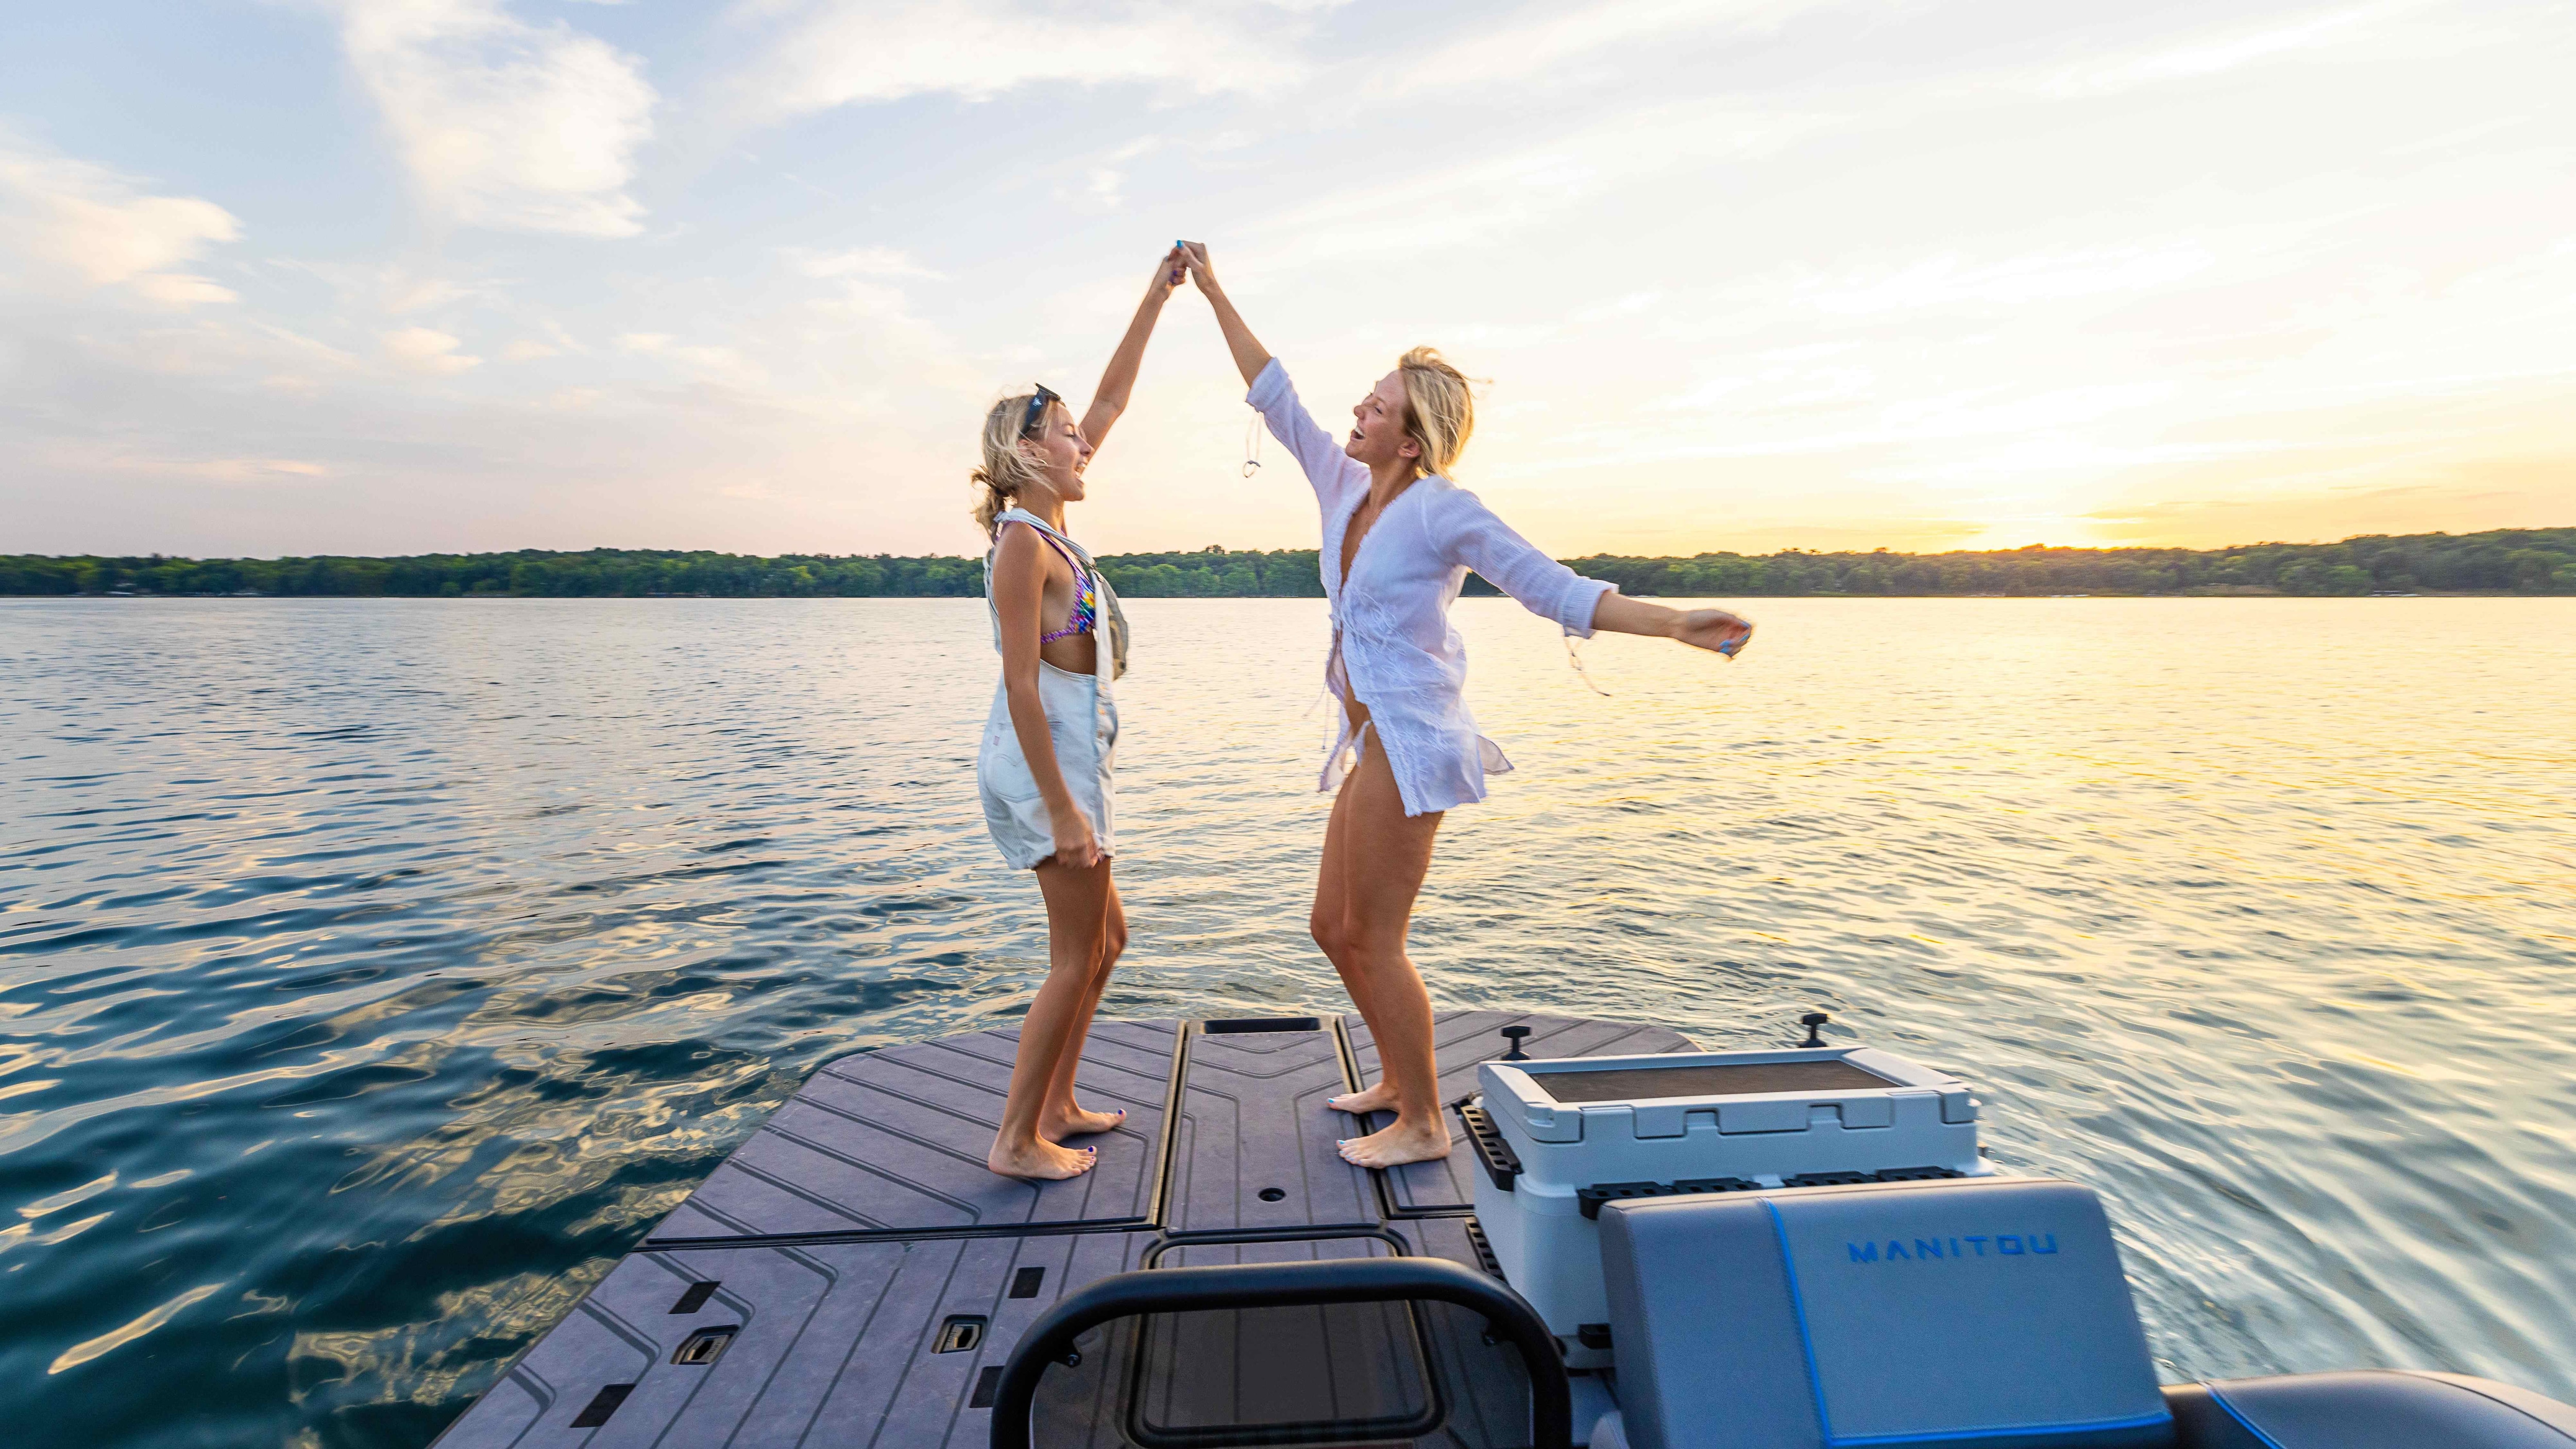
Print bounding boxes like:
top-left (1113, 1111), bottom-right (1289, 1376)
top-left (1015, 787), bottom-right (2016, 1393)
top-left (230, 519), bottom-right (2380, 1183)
top-left (1020, 385), bottom-right (1062, 437)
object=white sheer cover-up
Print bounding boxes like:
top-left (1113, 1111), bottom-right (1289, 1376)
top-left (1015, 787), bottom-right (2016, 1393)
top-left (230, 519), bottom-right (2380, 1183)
top-left (1247, 358), bottom-right (1617, 817)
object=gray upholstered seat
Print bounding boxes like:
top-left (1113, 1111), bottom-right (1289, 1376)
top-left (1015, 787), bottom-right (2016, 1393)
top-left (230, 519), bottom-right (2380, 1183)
top-left (2166, 1370), bottom-right (2576, 1448)
top-left (1598, 1176), bottom-right (2174, 1449)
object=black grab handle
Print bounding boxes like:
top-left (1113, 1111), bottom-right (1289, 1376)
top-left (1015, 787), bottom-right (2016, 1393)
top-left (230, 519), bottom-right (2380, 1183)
top-left (987, 1256), bottom-right (1572, 1449)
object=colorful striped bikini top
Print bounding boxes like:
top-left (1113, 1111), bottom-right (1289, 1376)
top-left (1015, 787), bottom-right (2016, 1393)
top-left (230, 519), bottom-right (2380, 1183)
top-left (1029, 527), bottom-right (1097, 644)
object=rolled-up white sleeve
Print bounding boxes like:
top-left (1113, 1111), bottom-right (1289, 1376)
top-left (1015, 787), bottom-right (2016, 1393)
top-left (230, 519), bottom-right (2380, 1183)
top-left (1247, 359), bottom-right (1366, 509)
top-left (1435, 489), bottom-right (1617, 638)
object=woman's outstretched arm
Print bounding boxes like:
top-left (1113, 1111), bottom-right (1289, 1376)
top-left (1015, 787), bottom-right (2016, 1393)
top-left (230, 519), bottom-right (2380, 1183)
top-left (1184, 245), bottom-right (1274, 387)
top-left (1591, 592), bottom-right (1754, 657)
top-left (1078, 245), bottom-right (1189, 454)
top-left (1438, 490), bottom-right (1754, 657)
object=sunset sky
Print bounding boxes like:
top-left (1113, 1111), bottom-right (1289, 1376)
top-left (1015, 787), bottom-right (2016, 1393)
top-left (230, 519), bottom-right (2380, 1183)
top-left (4, 0), bottom-right (2571, 559)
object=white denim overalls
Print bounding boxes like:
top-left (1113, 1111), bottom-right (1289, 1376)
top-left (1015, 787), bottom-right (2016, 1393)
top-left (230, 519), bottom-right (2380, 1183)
top-left (975, 508), bottom-right (1127, 869)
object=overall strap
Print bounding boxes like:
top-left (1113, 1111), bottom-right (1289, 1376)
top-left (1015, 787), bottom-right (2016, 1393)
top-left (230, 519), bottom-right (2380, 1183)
top-left (990, 508), bottom-right (1124, 678)
top-left (995, 508), bottom-right (1089, 565)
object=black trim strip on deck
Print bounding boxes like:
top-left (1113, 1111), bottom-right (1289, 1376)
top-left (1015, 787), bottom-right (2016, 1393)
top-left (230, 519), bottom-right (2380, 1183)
top-left (638, 1218), bottom-right (1168, 1253)
top-left (1143, 1019), bottom-right (1196, 1228)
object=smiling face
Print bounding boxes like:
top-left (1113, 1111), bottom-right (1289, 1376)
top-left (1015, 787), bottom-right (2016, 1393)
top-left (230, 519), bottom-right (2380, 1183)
top-left (1018, 401), bottom-right (1094, 502)
top-left (1345, 371), bottom-right (1421, 474)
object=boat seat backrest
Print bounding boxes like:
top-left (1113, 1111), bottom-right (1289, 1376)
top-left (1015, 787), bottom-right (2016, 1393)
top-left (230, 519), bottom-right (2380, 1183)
top-left (2166, 1371), bottom-right (2576, 1448)
top-left (1598, 1176), bottom-right (2173, 1449)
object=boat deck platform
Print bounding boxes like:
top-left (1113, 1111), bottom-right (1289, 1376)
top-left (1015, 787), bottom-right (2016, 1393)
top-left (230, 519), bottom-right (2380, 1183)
top-left (434, 1009), bottom-right (1689, 1448)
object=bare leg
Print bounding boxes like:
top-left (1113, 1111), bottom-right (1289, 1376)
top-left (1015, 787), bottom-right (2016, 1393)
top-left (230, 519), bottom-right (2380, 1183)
top-left (1312, 732), bottom-right (1450, 1168)
top-left (988, 855), bottom-right (1116, 1180)
top-left (1318, 774), bottom-right (1394, 1115)
top-left (1039, 876), bottom-right (1127, 1140)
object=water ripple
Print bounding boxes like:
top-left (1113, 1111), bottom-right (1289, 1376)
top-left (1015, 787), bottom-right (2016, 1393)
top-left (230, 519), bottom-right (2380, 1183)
top-left (1, 596), bottom-right (2571, 1445)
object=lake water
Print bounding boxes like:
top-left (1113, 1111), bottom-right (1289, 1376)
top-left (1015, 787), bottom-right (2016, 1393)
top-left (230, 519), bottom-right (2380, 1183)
top-left (3, 596), bottom-right (2572, 1446)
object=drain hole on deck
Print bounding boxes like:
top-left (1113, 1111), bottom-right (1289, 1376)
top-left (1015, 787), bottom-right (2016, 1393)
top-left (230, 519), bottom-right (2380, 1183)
top-left (1258, 1187), bottom-right (1287, 1202)
top-left (672, 1325), bottom-right (738, 1366)
top-left (970, 1365), bottom-right (1005, 1409)
top-left (569, 1384), bottom-right (634, 1428)
top-left (668, 1280), bottom-right (720, 1314)
top-left (934, 1316), bottom-right (988, 1354)
top-left (1203, 1016), bottom-right (1321, 1034)
top-left (1009, 1267), bottom-right (1046, 1299)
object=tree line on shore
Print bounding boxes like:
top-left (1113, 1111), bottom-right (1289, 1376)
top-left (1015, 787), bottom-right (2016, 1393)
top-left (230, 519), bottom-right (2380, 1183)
top-left (4, 527), bottom-right (2570, 599)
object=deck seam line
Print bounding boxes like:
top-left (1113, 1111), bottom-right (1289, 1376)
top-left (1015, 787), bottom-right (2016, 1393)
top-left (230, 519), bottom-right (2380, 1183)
top-left (1144, 1019), bottom-right (1194, 1229)
top-left (638, 1218), bottom-right (1160, 1252)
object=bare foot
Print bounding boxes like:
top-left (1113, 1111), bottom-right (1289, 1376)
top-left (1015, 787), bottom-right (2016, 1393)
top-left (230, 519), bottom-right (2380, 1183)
top-left (1040, 1105), bottom-right (1126, 1140)
top-left (1327, 1083), bottom-right (1397, 1116)
top-left (988, 1135), bottom-right (1098, 1181)
top-left (1336, 1117), bottom-right (1453, 1168)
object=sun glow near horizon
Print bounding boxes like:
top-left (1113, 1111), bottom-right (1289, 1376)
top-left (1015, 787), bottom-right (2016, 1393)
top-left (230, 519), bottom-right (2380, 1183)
top-left (0, 1), bottom-right (2569, 559)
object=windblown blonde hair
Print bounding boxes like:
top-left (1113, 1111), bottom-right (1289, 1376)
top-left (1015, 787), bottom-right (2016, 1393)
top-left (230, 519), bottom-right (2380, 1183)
top-left (970, 392), bottom-right (1054, 536)
top-left (1395, 347), bottom-right (1476, 480)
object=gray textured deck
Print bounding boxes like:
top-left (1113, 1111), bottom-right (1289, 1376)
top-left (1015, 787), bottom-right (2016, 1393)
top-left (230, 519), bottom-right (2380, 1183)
top-left (437, 1009), bottom-right (1661, 1449)
top-left (1346, 1010), bottom-right (1697, 1212)
top-left (647, 1020), bottom-right (1177, 1244)
top-left (1164, 1022), bottom-right (1378, 1232)
top-left (437, 1229), bottom-right (1156, 1448)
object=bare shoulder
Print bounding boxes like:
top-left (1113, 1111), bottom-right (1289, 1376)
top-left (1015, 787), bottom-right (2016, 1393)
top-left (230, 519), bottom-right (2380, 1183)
top-left (991, 519), bottom-right (1038, 562)
top-left (990, 521), bottom-right (1063, 589)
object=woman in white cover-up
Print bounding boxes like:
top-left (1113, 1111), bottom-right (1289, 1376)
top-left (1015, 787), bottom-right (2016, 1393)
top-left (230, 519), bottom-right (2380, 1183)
top-left (1181, 244), bottom-right (1755, 1168)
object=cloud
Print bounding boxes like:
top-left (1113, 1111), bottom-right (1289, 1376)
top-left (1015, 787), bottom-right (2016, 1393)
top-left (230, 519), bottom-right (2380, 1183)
top-left (382, 326), bottom-right (483, 373)
top-left (0, 142), bottom-right (241, 307)
top-left (619, 331), bottom-right (765, 387)
top-left (719, 1), bottom-right (1288, 123)
top-left (1792, 245), bottom-right (2219, 316)
top-left (329, 0), bottom-right (656, 236)
top-left (789, 245), bottom-right (943, 280)
top-left (1245, 98), bottom-right (1843, 268)
top-left (1397, 0), bottom-right (1846, 96)
top-left (2039, 4), bottom-right (2395, 98)
top-left (500, 339), bottom-right (560, 360)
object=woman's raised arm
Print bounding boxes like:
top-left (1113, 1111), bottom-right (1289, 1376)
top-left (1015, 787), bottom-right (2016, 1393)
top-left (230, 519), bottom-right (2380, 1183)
top-left (1184, 245), bottom-right (1274, 388)
top-left (1078, 245), bottom-right (1189, 453)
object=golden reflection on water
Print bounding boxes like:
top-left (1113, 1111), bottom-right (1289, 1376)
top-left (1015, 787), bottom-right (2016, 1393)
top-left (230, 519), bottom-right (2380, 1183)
top-left (0, 596), bottom-right (2570, 1445)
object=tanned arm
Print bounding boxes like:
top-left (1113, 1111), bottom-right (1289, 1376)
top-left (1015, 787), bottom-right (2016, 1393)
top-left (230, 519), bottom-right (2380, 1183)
top-left (1590, 593), bottom-right (1756, 658)
top-left (1078, 245), bottom-right (1189, 453)
top-left (1183, 245), bottom-right (1274, 388)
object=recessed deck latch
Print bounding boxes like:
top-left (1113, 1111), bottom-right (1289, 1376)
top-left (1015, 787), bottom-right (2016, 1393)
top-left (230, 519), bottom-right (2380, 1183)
top-left (934, 1316), bottom-right (988, 1354)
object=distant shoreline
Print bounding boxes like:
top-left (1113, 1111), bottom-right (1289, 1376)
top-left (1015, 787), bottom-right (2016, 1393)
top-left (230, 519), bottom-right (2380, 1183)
top-left (6, 526), bottom-right (2569, 599)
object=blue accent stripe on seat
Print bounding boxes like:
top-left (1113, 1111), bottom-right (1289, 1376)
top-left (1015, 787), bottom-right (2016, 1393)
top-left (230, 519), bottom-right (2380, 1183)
top-left (1828, 1411), bottom-right (2176, 1445)
top-left (2204, 1384), bottom-right (2289, 1449)
top-left (1762, 1198), bottom-right (1837, 1444)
